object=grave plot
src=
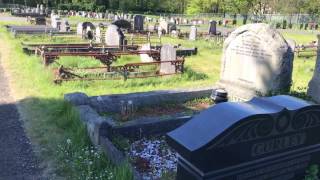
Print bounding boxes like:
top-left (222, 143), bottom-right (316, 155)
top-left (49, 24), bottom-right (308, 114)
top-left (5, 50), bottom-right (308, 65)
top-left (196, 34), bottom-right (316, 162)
top-left (124, 33), bottom-right (161, 46)
top-left (53, 58), bottom-right (184, 84)
top-left (64, 87), bottom-right (213, 179)
top-left (102, 97), bottom-right (212, 123)
top-left (39, 48), bottom-right (160, 66)
top-left (167, 95), bottom-right (320, 180)
top-left (22, 42), bottom-right (138, 54)
top-left (115, 136), bottom-right (178, 179)
top-left (6, 25), bottom-right (59, 35)
top-left (23, 41), bottom-right (197, 83)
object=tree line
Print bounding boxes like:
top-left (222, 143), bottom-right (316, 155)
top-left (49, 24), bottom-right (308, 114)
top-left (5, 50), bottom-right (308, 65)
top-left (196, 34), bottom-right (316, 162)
top-left (3, 0), bottom-right (320, 15)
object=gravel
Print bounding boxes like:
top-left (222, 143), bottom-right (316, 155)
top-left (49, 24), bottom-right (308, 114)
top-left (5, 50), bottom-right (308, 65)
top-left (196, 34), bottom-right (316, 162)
top-left (128, 137), bottom-right (178, 180)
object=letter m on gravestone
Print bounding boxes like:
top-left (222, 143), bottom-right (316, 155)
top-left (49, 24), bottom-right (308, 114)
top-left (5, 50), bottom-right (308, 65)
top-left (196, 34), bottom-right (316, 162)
top-left (167, 95), bottom-right (320, 180)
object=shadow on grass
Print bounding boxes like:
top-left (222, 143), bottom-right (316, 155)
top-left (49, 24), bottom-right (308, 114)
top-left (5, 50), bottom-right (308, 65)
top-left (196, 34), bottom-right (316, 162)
top-left (16, 97), bottom-right (133, 180)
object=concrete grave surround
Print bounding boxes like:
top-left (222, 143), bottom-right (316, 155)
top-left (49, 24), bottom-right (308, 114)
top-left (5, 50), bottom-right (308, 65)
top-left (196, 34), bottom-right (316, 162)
top-left (217, 23), bottom-right (294, 101)
top-left (160, 44), bottom-right (177, 74)
top-left (105, 24), bottom-right (125, 46)
top-left (307, 35), bottom-right (320, 103)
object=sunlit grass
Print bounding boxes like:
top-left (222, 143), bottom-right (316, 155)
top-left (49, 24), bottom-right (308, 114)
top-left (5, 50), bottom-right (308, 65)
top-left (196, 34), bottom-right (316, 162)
top-left (0, 19), bottom-right (318, 179)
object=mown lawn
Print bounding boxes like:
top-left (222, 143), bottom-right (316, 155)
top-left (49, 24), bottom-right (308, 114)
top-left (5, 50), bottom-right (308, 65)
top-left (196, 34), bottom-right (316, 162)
top-left (0, 19), bottom-right (318, 179)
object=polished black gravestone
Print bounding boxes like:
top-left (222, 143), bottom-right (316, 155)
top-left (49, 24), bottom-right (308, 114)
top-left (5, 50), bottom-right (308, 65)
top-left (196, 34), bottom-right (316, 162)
top-left (167, 95), bottom-right (320, 180)
top-left (208, 20), bottom-right (217, 35)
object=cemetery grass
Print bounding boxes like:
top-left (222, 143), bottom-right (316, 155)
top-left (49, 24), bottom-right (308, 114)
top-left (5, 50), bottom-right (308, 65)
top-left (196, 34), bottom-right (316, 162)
top-left (0, 25), bottom-right (219, 179)
top-left (0, 20), bottom-right (317, 179)
top-left (0, 26), bottom-right (134, 179)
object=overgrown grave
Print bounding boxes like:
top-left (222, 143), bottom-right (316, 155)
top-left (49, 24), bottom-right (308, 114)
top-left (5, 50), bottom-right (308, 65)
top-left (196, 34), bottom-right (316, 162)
top-left (65, 87), bottom-right (213, 179)
top-left (20, 25), bottom-right (197, 83)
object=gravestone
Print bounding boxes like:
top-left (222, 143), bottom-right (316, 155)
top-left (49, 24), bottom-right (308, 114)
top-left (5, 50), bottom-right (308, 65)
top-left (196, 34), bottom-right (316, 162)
top-left (51, 15), bottom-right (61, 29)
top-left (160, 44), bottom-right (177, 74)
top-left (159, 20), bottom-right (169, 34)
top-left (60, 20), bottom-right (70, 32)
top-left (168, 23), bottom-right (177, 33)
top-left (300, 23), bottom-right (304, 30)
top-left (189, 26), bottom-right (197, 41)
top-left (286, 39), bottom-right (296, 52)
top-left (167, 95), bottom-right (320, 180)
top-left (114, 15), bottom-right (119, 21)
top-left (134, 15), bottom-right (144, 31)
top-left (95, 26), bottom-right (102, 43)
top-left (36, 4), bottom-right (40, 14)
top-left (283, 20), bottom-right (287, 29)
top-left (105, 24), bottom-right (125, 47)
top-left (243, 15), bottom-right (248, 24)
top-left (140, 43), bottom-right (153, 62)
top-left (307, 35), bottom-right (320, 103)
top-left (209, 20), bottom-right (217, 35)
top-left (86, 26), bottom-right (94, 40)
top-left (157, 26), bottom-right (163, 37)
top-left (77, 22), bottom-right (84, 35)
top-left (217, 23), bottom-right (294, 102)
top-left (40, 4), bottom-right (44, 15)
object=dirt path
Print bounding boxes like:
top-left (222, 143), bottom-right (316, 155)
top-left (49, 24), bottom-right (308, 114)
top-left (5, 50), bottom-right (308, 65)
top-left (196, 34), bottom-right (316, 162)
top-left (0, 58), bottom-right (42, 179)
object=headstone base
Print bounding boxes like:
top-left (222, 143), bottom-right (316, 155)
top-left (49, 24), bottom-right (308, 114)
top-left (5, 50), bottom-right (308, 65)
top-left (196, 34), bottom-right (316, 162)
top-left (215, 80), bottom-right (259, 102)
top-left (176, 147), bottom-right (313, 180)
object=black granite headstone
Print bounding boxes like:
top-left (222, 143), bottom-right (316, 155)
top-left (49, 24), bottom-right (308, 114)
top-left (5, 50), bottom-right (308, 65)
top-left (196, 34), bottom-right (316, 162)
top-left (208, 20), bottom-right (217, 35)
top-left (134, 15), bottom-right (144, 31)
top-left (167, 95), bottom-right (320, 180)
